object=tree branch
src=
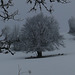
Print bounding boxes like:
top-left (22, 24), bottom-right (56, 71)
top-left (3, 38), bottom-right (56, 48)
top-left (27, 0), bottom-right (70, 13)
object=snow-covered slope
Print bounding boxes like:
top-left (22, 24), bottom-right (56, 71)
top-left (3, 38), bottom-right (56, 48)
top-left (0, 33), bottom-right (75, 75)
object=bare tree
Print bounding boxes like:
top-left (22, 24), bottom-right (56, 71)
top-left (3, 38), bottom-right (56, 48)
top-left (27, 0), bottom-right (70, 13)
top-left (0, 0), bottom-right (19, 21)
top-left (19, 13), bottom-right (64, 57)
top-left (0, 0), bottom-right (70, 21)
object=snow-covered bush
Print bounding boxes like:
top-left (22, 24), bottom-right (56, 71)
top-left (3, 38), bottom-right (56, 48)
top-left (68, 16), bottom-right (75, 34)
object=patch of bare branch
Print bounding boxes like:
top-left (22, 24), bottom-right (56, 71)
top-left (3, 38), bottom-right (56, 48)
top-left (0, 0), bottom-right (70, 20)
top-left (0, 0), bottom-right (19, 21)
top-left (0, 28), bottom-right (16, 55)
top-left (0, 10), bottom-right (19, 21)
top-left (27, 0), bottom-right (70, 13)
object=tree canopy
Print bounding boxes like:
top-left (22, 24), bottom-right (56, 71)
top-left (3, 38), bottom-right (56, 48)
top-left (15, 13), bottom-right (64, 57)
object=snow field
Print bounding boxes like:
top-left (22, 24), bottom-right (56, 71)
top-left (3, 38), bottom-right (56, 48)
top-left (0, 33), bottom-right (75, 75)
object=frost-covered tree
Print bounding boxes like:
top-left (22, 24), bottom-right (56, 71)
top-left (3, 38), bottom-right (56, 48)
top-left (19, 13), bottom-right (64, 57)
top-left (68, 16), bottom-right (75, 34)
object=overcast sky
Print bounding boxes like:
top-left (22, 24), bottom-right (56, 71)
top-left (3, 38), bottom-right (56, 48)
top-left (0, 0), bottom-right (75, 33)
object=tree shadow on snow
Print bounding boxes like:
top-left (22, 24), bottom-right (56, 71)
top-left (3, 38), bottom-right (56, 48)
top-left (25, 53), bottom-right (67, 59)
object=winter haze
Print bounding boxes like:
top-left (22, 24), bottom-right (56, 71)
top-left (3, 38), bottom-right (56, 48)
top-left (0, 1), bottom-right (75, 75)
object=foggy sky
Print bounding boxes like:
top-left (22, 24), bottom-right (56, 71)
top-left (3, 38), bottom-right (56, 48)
top-left (0, 0), bottom-right (75, 33)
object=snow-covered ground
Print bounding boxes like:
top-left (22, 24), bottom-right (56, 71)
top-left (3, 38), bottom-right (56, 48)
top-left (0, 33), bottom-right (75, 75)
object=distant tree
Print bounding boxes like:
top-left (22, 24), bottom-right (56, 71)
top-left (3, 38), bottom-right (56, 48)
top-left (0, 0), bottom-right (70, 21)
top-left (0, 25), bottom-right (20, 54)
top-left (18, 13), bottom-right (64, 57)
top-left (11, 25), bottom-right (20, 51)
top-left (68, 16), bottom-right (75, 34)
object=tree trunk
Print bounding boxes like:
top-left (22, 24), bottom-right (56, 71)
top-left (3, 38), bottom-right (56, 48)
top-left (37, 51), bottom-right (42, 57)
top-left (0, 48), bottom-right (2, 53)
